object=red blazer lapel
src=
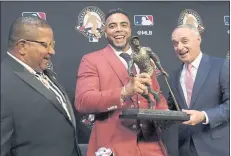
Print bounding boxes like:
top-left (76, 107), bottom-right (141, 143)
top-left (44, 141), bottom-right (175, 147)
top-left (100, 45), bottom-right (130, 86)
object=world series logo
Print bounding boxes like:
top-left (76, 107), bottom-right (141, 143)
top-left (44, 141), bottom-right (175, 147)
top-left (224, 15), bottom-right (229, 59)
top-left (75, 6), bottom-right (105, 42)
top-left (178, 9), bottom-right (205, 33)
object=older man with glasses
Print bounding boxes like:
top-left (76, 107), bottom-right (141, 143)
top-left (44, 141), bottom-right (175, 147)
top-left (1, 16), bottom-right (82, 156)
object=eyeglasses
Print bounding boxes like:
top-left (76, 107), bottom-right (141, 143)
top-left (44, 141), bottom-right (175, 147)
top-left (24, 39), bottom-right (55, 50)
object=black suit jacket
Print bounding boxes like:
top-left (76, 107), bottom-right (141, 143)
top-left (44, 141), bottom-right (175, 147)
top-left (1, 55), bottom-right (82, 156)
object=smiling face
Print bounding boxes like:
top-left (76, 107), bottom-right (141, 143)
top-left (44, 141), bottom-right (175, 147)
top-left (171, 27), bottom-right (201, 64)
top-left (104, 13), bottom-right (131, 51)
top-left (17, 27), bottom-right (55, 72)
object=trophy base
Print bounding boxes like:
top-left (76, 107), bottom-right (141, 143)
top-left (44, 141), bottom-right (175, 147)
top-left (119, 108), bottom-right (190, 121)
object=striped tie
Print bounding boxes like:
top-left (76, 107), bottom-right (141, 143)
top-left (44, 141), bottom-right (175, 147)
top-left (35, 72), bottom-right (71, 120)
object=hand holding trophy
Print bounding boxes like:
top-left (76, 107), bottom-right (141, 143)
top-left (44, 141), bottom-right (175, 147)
top-left (119, 36), bottom-right (189, 131)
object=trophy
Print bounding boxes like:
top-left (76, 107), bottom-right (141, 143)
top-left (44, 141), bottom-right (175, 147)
top-left (119, 36), bottom-right (189, 130)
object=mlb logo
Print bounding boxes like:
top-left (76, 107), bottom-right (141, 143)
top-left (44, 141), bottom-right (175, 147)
top-left (224, 16), bottom-right (229, 26)
top-left (22, 12), bottom-right (46, 20)
top-left (134, 15), bottom-right (154, 26)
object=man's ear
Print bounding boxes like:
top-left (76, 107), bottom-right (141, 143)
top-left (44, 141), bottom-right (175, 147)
top-left (197, 35), bottom-right (201, 44)
top-left (17, 40), bottom-right (27, 55)
top-left (102, 23), bottom-right (107, 38)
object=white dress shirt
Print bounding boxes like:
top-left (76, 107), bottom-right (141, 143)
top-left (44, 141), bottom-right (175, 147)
top-left (180, 52), bottom-right (202, 100)
top-left (179, 52), bottom-right (209, 124)
top-left (7, 52), bottom-right (71, 120)
top-left (7, 52), bottom-right (37, 74)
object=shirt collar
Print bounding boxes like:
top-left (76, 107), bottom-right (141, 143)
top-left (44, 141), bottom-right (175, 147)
top-left (109, 44), bottom-right (133, 56)
top-left (185, 52), bottom-right (202, 69)
top-left (7, 51), bottom-right (37, 75)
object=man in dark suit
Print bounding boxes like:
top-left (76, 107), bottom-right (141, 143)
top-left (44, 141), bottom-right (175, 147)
top-left (1, 16), bottom-right (82, 156)
top-left (169, 24), bottom-right (229, 156)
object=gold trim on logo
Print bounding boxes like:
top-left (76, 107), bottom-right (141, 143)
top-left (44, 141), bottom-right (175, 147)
top-left (178, 9), bottom-right (205, 33)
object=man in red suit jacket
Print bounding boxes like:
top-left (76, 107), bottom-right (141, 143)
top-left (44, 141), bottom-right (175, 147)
top-left (75, 9), bottom-right (169, 156)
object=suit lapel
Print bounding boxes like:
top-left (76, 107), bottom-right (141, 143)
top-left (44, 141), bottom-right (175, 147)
top-left (101, 45), bottom-right (130, 86)
top-left (100, 45), bottom-right (139, 101)
top-left (174, 66), bottom-right (188, 109)
top-left (5, 55), bottom-right (72, 125)
top-left (44, 70), bottom-right (77, 129)
top-left (190, 54), bottom-right (211, 107)
top-left (14, 70), bottom-right (71, 121)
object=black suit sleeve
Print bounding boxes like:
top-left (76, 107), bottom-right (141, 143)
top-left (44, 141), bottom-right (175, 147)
top-left (1, 95), bottom-right (14, 156)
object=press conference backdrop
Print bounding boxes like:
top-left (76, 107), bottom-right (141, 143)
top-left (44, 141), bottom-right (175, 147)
top-left (1, 1), bottom-right (229, 143)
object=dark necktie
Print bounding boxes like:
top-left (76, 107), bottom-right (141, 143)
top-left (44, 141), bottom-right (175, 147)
top-left (119, 53), bottom-right (142, 135)
top-left (119, 53), bottom-right (137, 75)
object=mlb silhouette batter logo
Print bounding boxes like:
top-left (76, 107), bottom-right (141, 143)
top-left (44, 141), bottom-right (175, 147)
top-left (134, 15), bottom-right (154, 26)
top-left (22, 12), bottom-right (46, 20)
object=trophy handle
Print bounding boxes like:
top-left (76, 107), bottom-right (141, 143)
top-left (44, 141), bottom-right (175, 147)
top-left (163, 75), bottom-right (181, 111)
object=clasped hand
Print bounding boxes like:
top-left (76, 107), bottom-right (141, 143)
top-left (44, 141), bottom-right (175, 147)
top-left (124, 73), bottom-right (152, 96)
top-left (182, 109), bottom-right (206, 126)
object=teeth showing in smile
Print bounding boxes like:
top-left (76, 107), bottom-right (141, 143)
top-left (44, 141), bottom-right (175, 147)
top-left (179, 51), bottom-right (188, 56)
top-left (114, 35), bottom-right (125, 39)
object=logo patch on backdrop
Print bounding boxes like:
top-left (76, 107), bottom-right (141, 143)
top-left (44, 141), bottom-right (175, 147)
top-left (224, 16), bottom-right (230, 56)
top-left (224, 15), bottom-right (230, 34)
top-left (75, 6), bottom-right (105, 42)
top-left (137, 30), bottom-right (152, 36)
top-left (226, 51), bottom-right (229, 60)
top-left (224, 15), bottom-right (230, 26)
top-left (178, 9), bottom-right (204, 33)
top-left (134, 15), bottom-right (154, 26)
top-left (22, 12), bottom-right (46, 20)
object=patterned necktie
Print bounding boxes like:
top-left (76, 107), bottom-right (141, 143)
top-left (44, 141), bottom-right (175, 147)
top-left (35, 72), bottom-right (71, 120)
top-left (185, 64), bottom-right (194, 106)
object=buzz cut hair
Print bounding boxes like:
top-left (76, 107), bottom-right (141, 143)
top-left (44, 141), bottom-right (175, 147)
top-left (8, 16), bottom-right (51, 50)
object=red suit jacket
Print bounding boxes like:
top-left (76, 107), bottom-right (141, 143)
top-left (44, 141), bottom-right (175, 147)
top-left (75, 45), bottom-right (168, 156)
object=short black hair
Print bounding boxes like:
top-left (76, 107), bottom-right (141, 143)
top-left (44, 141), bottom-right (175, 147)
top-left (8, 16), bottom-right (51, 50)
top-left (105, 8), bottom-right (130, 22)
